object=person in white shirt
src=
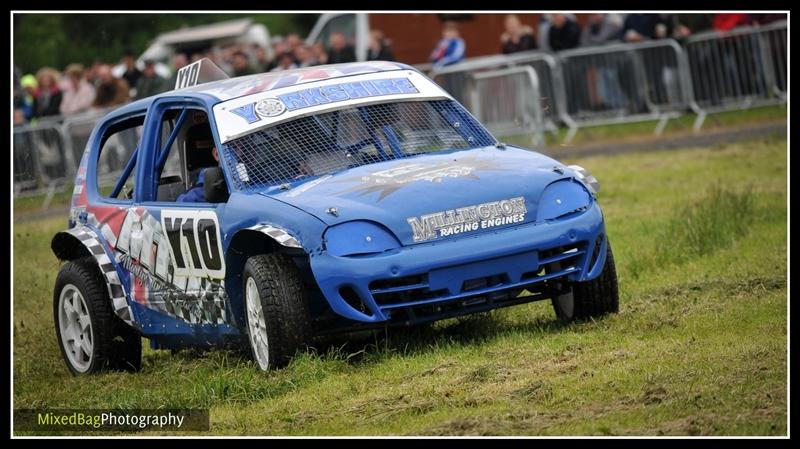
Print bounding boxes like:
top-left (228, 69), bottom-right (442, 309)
top-left (59, 64), bottom-right (96, 116)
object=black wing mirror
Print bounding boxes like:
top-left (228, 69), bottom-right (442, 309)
top-left (203, 167), bottom-right (230, 203)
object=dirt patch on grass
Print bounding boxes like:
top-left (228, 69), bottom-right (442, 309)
top-left (513, 380), bottom-right (555, 402)
top-left (337, 393), bottom-right (439, 424)
top-left (418, 410), bottom-right (554, 436)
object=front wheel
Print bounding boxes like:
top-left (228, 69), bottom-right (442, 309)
top-left (552, 242), bottom-right (620, 322)
top-left (242, 253), bottom-right (312, 371)
top-left (53, 257), bottom-right (141, 375)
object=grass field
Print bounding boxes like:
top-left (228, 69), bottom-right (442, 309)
top-left (12, 133), bottom-right (787, 436)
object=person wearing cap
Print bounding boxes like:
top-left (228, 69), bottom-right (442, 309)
top-left (19, 74), bottom-right (38, 122)
top-left (135, 59), bottom-right (168, 100)
top-left (120, 48), bottom-right (142, 93)
top-left (232, 50), bottom-right (257, 77)
top-left (60, 64), bottom-right (96, 116)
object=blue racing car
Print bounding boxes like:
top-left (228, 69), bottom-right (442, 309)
top-left (51, 59), bottom-right (618, 374)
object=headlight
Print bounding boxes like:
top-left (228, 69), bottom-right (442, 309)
top-left (536, 179), bottom-right (592, 221)
top-left (567, 165), bottom-right (600, 195)
top-left (324, 220), bottom-right (401, 257)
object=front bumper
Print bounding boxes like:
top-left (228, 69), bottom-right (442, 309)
top-left (309, 202), bottom-right (607, 323)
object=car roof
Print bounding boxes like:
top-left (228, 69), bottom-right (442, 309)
top-left (108, 61), bottom-right (417, 119)
top-left (182, 61), bottom-right (415, 101)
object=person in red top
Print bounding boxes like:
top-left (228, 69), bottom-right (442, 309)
top-left (712, 14), bottom-right (758, 104)
top-left (713, 13), bottom-right (752, 32)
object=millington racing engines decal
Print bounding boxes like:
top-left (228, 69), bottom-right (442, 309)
top-left (407, 196), bottom-right (527, 242)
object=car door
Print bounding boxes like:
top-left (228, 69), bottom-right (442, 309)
top-left (117, 97), bottom-right (232, 326)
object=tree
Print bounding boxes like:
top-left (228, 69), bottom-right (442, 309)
top-left (13, 13), bottom-right (319, 74)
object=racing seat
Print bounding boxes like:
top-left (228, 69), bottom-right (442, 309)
top-left (156, 175), bottom-right (185, 201)
top-left (184, 123), bottom-right (218, 190)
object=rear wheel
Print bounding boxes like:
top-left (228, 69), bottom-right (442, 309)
top-left (242, 253), bottom-right (312, 371)
top-left (552, 243), bottom-right (619, 322)
top-left (54, 257), bottom-right (142, 375)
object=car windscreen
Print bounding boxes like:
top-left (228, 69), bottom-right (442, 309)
top-left (222, 99), bottom-right (497, 190)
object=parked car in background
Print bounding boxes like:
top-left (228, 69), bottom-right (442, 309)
top-left (113, 18), bottom-right (272, 81)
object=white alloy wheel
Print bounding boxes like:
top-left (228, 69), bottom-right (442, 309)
top-left (58, 284), bottom-right (94, 373)
top-left (245, 276), bottom-right (270, 370)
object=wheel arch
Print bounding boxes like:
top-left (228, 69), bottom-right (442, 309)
top-left (51, 226), bottom-right (134, 326)
top-left (224, 225), bottom-right (307, 329)
top-left (52, 231), bottom-right (93, 261)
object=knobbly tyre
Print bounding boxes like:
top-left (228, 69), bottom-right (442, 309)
top-left (51, 58), bottom-right (618, 374)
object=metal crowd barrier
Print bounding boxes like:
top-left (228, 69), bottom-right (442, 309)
top-left (430, 53), bottom-right (558, 143)
top-left (430, 54), bottom-right (515, 110)
top-left (471, 66), bottom-right (545, 147)
top-left (512, 54), bottom-right (564, 136)
top-left (428, 21), bottom-right (786, 145)
top-left (556, 39), bottom-right (688, 143)
top-left (61, 111), bottom-right (105, 177)
top-left (13, 118), bottom-right (74, 207)
top-left (685, 20), bottom-right (788, 131)
top-left (413, 62), bottom-right (434, 76)
top-left (501, 51), bottom-right (563, 135)
top-left (13, 108), bottom-right (113, 209)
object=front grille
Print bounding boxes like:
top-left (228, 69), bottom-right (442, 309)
top-left (526, 242), bottom-right (585, 279)
top-left (369, 275), bottom-right (448, 306)
top-left (462, 274), bottom-right (507, 292)
top-left (366, 242), bottom-right (588, 312)
top-left (388, 286), bottom-right (544, 324)
top-left (339, 286), bottom-right (372, 316)
top-left (369, 275), bottom-right (426, 292)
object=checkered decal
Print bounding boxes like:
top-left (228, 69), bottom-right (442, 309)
top-left (246, 224), bottom-right (302, 248)
top-left (153, 278), bottom-right (227, 325)
top-left (65, 226), bottom-right (134, 325)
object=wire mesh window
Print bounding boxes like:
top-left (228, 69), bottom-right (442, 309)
top-left (223, 100), bottom-right (496, 190)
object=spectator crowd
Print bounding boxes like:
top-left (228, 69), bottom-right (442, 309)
top-left (14, 12), bottom-right (784, 127)
top-left (13, 29), bottom-right (396, 127)
top-left (431, 13), bottom-right (785, 66)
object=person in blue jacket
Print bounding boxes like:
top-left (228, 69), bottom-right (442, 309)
top-left (177, 146), bottom-right (219, 203)
top-left (430, 21), bottom-right (466, 68)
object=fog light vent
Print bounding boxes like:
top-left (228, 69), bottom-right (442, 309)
top-left (590, 234), bottom-right (605, 268)
top-left (339, 286), bottom-right (372, 316)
